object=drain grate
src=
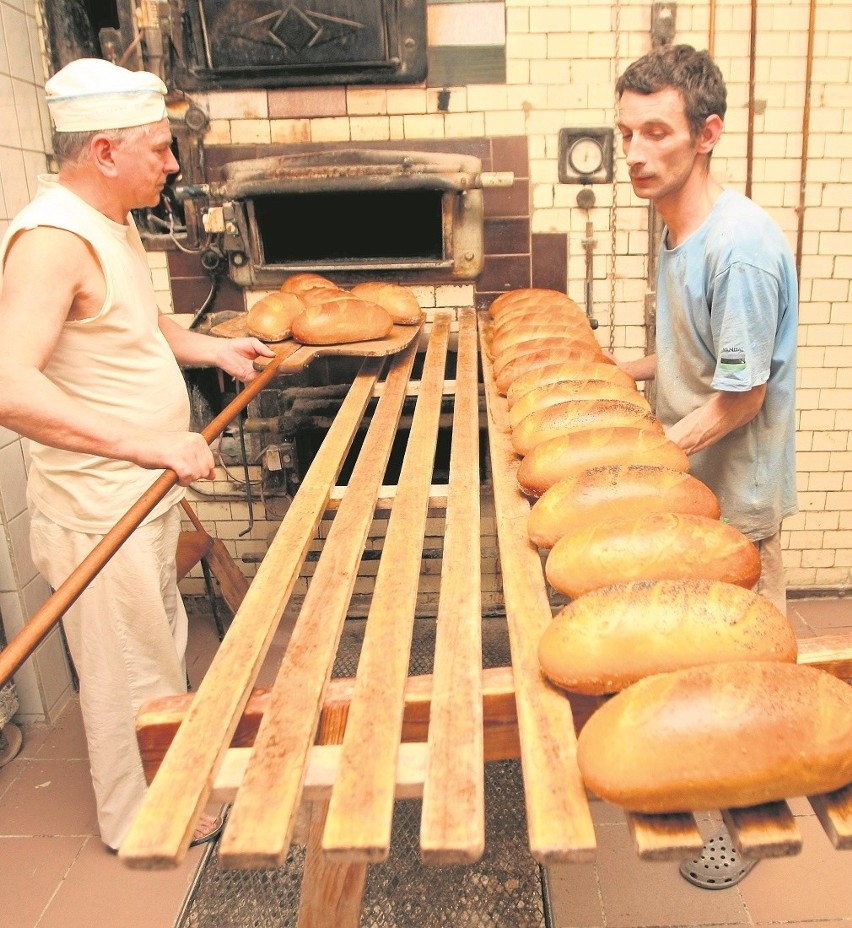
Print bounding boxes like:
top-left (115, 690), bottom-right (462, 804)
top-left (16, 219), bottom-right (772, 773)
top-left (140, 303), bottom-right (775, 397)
top-left (176, 618), bottom-right (546, 927)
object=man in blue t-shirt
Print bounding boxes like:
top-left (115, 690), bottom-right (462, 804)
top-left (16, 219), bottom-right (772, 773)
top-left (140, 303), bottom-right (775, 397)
top-left (614, 44), bottom-right (797, 617)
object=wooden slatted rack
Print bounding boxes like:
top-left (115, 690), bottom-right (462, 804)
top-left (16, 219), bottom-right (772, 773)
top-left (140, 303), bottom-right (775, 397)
top-left (121, 308), bottom-right (852, 926)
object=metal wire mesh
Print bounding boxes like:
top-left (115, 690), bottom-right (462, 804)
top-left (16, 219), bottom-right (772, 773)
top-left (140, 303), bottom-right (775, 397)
top-left (176, 617), bottom-right (545, 928)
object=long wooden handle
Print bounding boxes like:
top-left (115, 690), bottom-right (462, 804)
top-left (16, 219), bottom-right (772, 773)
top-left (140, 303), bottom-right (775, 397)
top-left (0, 345), bottom-right (297, 689)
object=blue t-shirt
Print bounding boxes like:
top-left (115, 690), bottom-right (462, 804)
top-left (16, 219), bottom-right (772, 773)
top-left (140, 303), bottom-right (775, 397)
top-left (654, 189), bottom-right (798, 540)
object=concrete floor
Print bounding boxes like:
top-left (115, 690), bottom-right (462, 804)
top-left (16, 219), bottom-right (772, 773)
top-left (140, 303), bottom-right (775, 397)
top-left (0, 595), bottom-right (850, 928)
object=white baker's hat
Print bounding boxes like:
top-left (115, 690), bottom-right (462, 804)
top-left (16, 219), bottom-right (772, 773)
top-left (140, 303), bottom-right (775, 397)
top-left (45, 58), bottom-right (168, 133)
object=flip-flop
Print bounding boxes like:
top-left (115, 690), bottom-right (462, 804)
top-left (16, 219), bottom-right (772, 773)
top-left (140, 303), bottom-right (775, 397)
top-left (190, 814), bottom-right (224, 848)
top-left (679, 828), bottom-right (758, 889)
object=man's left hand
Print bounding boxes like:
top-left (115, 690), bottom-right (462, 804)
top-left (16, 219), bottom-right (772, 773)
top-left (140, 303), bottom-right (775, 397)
top-left (215, 337), bottom-right (276, 382)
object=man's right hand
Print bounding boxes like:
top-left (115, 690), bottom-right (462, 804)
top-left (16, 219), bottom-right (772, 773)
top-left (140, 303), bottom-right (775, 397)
top-left (134, 431), bottom-right (217, 485)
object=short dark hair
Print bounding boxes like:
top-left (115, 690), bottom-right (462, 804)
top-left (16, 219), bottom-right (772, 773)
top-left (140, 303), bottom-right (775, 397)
top-left (616, 45), bottom-right (727, 138)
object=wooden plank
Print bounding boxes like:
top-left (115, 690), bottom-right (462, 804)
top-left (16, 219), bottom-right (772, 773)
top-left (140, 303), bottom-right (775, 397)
top-left (120, 358), bottom-right (384, 869)
top-left (321, 314), bottom-right (452, 862)
top-left (628, 812), bottom-right (704, 861)
top-left (421, 308), bottom-right (485, 865)
top-left (478, 312), bottom-right (597, 864)
top-left (136, 665), bottom-right (521, 787)
top-left (723, 802), bottom-right (802, 858)
top-left (797, 633), bottom-right (852, 680)
top-left (218, 341), bottom-right (419, 869)
top-left (809, 783), bottom-right (852, 849)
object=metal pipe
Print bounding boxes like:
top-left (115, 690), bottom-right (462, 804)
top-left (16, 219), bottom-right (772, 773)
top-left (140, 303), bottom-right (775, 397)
top-left (795, 0), bottom-right (818, 278)
top-left (745, 0), bottom-right (758, 200)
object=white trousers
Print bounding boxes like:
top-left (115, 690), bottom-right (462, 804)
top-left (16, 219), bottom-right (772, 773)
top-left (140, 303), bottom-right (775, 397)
top-left (30, 503), bottom-right (188, 850)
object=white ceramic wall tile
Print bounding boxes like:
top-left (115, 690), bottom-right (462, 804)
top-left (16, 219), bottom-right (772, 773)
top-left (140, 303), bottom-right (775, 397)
top-left (25, 7), bottom-right (42, 85)
top-left (32, 626), bottom-right (73, 718)
top-left (0, 164), bottom-right (6, 218)
top-left (0, 439), bottom-right (28, 519)
top-left (0, 145), bottom-right (29, 214)
top-left (0, 425), bottom-right (19, 450)
top-left (0, 8), bottom-right (9, 75)
top-left (0, 586), bottom-right (24, 635)
top-left (22, 148), bottom-right (46, 196)
top-left (0, 520), bottom-right (15, 591)
top-left (1, 3), bottom-right (32, 82)
top-left (12, 75), bottom-right (41, 149)
top-left (0, 74), bottom-right (22, 149)
top-left (6, 507), bottom-right (35, 586)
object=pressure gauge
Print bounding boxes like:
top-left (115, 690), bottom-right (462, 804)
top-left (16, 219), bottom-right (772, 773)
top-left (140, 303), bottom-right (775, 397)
top-left (558, 127), bottom-right (614, 185)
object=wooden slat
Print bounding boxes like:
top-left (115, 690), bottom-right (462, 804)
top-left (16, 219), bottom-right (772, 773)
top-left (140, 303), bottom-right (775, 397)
top-left (797, 632), bottom-right (852, 680)
top-left (478, 312), bottom-right (597, 864)
top-left (120, 357), bottom-right (385, 869)
top-left (421, 308), bottom-right (485, 865)
top-left (809, 783), bottom-right (852, 849)
top-left (723, 801), bottom-right (802, 858)
top-left (321, 314), bottom-right (452, 862)
top-left (628, 812), bottom-right (704, 861)
top-left (219, 341), bottom-right (419, 869)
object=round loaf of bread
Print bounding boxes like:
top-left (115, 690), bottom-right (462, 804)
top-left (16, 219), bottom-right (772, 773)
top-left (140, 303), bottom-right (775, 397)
top-left (489, 289), bottom-right (581, 318)
top-left (246, 291), bottom-right (305, 341)
top-left (576, 662), bottom-right (852, 812)
top-left (291, 297), bottom-right (393, 345)
top-left (528, 464), bottom-right (720, 548)
top-left (280, 272), bottom-right (338, 297)
top-left (516, 427), bottom-right (689, 497)
top-left (350, 282), bottom-right (424, 325)
top-left (512, 399), bottom-right (662, 456)
top-left (510, 379), bottom-right (649, 430)
top-left (496, 346), bottom-right (611, 394)
top-left (507, 362), bottom-right (636, 406)
top-left (545, 512), bottom-right (761, 598)
top-left (538, 579), bottom-right (797, 695)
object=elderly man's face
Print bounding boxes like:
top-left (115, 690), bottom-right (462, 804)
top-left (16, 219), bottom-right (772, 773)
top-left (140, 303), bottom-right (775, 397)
top-left (112, 118), bottom-right (180, 210)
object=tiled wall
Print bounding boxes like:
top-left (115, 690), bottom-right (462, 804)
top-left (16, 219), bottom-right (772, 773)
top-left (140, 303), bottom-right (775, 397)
top-left (0, 0), bottom-right (72, 720)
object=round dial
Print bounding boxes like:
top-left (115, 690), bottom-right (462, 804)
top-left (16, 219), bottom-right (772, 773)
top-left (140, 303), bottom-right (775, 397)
top-left (568, 137), bottom-right (604, 175)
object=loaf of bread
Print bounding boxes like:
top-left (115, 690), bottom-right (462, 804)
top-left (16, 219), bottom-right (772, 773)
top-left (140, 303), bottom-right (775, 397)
top-left (246, 291), bottom-right (305, 342)
top-left (507, 361), bottom-right (637, 407)
top-left (493, 335), bottom-right (604, 378)
top-left (491, 322), bottom-right (596, 359)
top-left (350, 281), bottom-right (424, 325)
top-left (291, 297), bottom-right (393, 345)
top-left (489, 289), bottom-right (582, 318)
top-left (528, 464), bottom-right (720, 548)
top-left (510, 379), bottom-right (650, 430)
top-left (538, 580), bottom-right (797, 695)
top-left (512, 399), bottom-right (663, 456)
top-left (576, 662), bottom-right (852, 812)
top-left (496, 347), bottom-right (613, 394)
top-left (491, 305), bottom-right (588, 337)
top-left (545, 512), bottom-right (761, 598)
top-left (280, 272), bottom-right (338, 297)
top-left (517, 427), bottom-right (689, 497)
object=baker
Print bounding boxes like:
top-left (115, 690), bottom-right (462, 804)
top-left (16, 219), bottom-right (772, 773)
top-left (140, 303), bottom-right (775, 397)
top-left (0, 57), bottom-right (274, 852)
top-left (612, 44), bottom-right (798, 617)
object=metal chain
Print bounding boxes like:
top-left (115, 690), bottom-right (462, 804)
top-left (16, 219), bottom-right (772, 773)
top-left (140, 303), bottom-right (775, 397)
top-left (608, 0), bottom-right (621, 356)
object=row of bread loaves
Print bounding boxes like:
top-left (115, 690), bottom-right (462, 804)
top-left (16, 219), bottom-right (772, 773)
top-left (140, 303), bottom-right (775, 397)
top-left (491, 289), bottom-right (851, 814)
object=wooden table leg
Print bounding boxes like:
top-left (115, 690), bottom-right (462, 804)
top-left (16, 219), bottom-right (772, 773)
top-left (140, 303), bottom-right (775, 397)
top-left (297, 802), bottom-right (368, 928)
top-left (297, 699), bottom-right (367, 927)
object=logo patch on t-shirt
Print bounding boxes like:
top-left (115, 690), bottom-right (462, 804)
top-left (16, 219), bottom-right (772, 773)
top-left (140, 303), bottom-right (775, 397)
top-left (719, 346), bottom-right (747, 373)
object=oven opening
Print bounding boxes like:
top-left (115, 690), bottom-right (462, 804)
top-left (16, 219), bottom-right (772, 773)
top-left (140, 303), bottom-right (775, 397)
top-left (252, 191), bottom-right (444, 263)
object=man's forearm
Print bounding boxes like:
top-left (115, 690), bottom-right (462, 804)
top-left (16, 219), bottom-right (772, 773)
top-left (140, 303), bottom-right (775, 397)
top-left (618, 353), bottom-right (657, 383)
top-left (666, 385), bottom-right (767, 455)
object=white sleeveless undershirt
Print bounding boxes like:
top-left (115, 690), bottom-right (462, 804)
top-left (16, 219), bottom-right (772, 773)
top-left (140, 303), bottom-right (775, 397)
top-left (0, 175), bottom-right (188, 532)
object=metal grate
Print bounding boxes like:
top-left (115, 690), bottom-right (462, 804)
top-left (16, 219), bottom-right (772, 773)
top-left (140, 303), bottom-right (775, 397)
top-left (176, 618), bottom-right (546, 928)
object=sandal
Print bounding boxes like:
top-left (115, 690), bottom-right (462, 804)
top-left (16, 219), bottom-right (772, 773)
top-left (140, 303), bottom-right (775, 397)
top-left (190, 814), bottom-right (224, 848)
